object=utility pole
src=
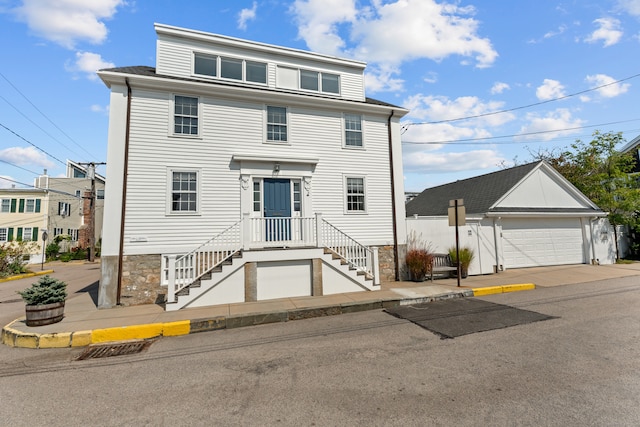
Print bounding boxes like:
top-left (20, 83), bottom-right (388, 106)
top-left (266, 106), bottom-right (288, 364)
top-left (78, 161), bottom-right (106, 262)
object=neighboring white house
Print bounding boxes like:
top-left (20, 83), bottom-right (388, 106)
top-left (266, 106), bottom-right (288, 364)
top-left (0, 161), bottom-right (105, 263)
top-left (97, 24), bottom-right (408, 310)
top-left (406, 161), bottom-right (619, 276)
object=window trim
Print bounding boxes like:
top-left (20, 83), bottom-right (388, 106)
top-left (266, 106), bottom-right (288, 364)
top-left (170, 94), bottom-right (200, 138)
top-left (167, 168), bottom-right (201, 216)
top-left (343, 113), bottom-right (364, 149)
top-left (192, 52), bottom-right (268, 86)
top-left (265, 105), bottom-right (289, 144)
top-left (344, 175), bottom-right (367, 214)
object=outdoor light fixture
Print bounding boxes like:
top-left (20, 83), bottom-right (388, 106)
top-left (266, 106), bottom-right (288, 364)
top-left (274, 163), bottom-right (280, 173)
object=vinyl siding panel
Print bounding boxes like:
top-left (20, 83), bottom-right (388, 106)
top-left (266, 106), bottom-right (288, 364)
top-left (121, 88), bottom-right (395, 254)
top-left (156, 34), bottom-right (365, 102)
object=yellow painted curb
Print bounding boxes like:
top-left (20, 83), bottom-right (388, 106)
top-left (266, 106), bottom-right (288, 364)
top-left (91, 323), bottom-right (164, 344)
top-left (0, 270), bottom-right (55, 283)
top-left (39, 332), bottom-right (72, 348)
top-left (71, 330), bottom-right (93, 347)
top-left (473, 283), bottom-right (536, 297)
top-left (163, 320), bottom-right (191, 337)
top-left (472, 286), bottom-right (504, 296)
top-left (502, 283), bottom-right (535, 293)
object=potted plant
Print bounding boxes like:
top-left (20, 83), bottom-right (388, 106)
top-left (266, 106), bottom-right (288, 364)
top-left (448, 246), bottom-right (475, 278)
top-left (17, 275), bottom-right (67, 326)
top-left (406, 249), bottom-right (433, 281)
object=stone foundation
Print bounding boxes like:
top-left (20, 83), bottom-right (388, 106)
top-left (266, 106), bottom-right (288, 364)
top-left (120, 254), bottom-right (164, 306)
top-left (378, 244), bottom-right (406, 282)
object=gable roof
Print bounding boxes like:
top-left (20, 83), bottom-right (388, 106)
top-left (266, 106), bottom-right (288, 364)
top-left (619, 134), bottom-right (640, 154)
top-left (406, 161), bottom-right (604, 217)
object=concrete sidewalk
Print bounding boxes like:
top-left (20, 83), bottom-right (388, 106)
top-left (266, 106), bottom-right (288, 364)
top-left (3, 262), bottom-right (640, 349)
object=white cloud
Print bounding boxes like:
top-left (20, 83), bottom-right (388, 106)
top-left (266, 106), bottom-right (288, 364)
top-left (536, 79), bottom-right (566, 101)
top-left (585, 73), bottom-right (630, 98)
top-left (290, 0), bottom-right (358, 56)
top-left (544, 24), bottom-right (568, 39)
top-left (516, 109), bottom-right (585, 141)
top-left (402, 148), bottom-right (504, 173)
top-left (90, 104), bottom-right (110, 114)
top-left (291, 0), bottom-right (497, 92)
top-left (13, 0), bottom-right (124, 49)
top-left (66, 51), bottom-right (115, 80)
top-left (364, 65), bottom-right (404, 93)
top-left (490, 82), bottom-right (510, 94)
top-left (403, 94), bottom-right (515, 127)
top-left (616, 0), bottom-right (640, 16)
top-left (584, 17), bottom-right (623, 47)
top-left (238, 2), bottom-right (258, 30)
top-left (0, 146), bottom-right (55, 168)
top-left (0, 176), bottom-right (17, 189)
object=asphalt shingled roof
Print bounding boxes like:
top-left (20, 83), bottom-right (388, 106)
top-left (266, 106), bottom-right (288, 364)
top-left (406, 161), bottom-right (542, 216)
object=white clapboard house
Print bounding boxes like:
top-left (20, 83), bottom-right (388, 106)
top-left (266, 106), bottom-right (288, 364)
top-left (97, 24), bottom-right (408, 310)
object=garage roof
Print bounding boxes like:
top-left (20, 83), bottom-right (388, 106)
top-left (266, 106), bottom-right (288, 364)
top-left (406, 161), bottom-right (604, 217)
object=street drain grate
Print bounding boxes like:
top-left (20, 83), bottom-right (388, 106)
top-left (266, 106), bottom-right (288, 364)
top-left (77, 340), bottom-right (154, 360)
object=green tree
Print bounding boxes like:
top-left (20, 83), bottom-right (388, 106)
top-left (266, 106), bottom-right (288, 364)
top-left (543, 131), bottom-right (640, 259)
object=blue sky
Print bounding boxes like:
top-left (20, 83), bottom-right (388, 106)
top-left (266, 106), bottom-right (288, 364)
top-left (1, 0), bottom-right (639, 192)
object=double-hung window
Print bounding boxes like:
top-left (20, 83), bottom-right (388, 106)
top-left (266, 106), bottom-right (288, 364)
top-left (174, 95), bottom-right (198, 136)
top-left (0, 199), bottom-right (9, 213)
top-left (58, 202), bottom-right (71, 216)
top-left (267, 106), bottom-right (287, 142)
top-left (344, 114), bottom-right (363, 147)
top-left (300, 70), bottom-right (319, 91)
top-left (171, 171), bottom-right (198, 213)
top-left (0, 228), bottom-right (7, 242)
top-left (346, 177), bottom-right (366, 213)
top-left (25, 199), bottom-right (35, 213)
top-left (22, 227), bottom-right (33, 242)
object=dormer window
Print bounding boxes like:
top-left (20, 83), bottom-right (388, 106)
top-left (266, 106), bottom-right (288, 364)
top-left (221, 57), bottom-right (242, 80)
top-left (194, 53), bottom-right (216, 76)
top-left (193, 53), bottom-right (267, 84)
top-left (300, 69), bottom-right (340, 94)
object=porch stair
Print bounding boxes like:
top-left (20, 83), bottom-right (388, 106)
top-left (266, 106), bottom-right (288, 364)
top-left (165, 214), bottom-right (380, 310)
top-left (167, 251), bottom-right (243, 310)
top-left (323, 248), bottom-right (375, 284)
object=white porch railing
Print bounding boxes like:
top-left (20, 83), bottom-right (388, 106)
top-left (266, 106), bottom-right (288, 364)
top-left (317, 215), bottom-right (379, 283)
top-left (167, 220), bottom-right (242, 304)
top-left (167, 213), bottom-right (380, 304)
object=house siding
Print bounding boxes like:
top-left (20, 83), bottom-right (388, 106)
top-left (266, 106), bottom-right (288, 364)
top-left (156, 30), bottom-right (366, 102)
top-left (121, 88), bottom-right (397, 255)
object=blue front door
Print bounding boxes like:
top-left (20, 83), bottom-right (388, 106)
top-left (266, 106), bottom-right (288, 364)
top-left (264, 179), bottom-right (291, 241)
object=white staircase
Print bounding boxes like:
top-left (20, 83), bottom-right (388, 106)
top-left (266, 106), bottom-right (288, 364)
top-left (165, 214), bottom-right (380, 310)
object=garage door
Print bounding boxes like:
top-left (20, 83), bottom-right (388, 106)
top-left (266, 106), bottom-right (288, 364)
top-left (502, 218), bottom-right (584, 268)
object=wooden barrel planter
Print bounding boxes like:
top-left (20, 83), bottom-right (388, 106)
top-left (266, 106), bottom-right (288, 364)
top-left (25, 301), bottom-right (65, 327)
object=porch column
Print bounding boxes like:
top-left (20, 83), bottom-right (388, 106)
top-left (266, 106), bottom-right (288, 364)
top-left (167, 255), bottom-right (176, 304)
top-left (242, 212), bottom-right (251, 250)
top-left (315, 212), bottom-right (323, 247)
top-left (372, 247), bottom-right (380, 286)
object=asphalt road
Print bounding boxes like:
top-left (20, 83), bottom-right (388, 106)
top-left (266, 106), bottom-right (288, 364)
top-left (0, 274), bottom-right (639, 426)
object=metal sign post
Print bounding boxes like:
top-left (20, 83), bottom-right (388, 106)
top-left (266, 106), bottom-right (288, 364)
top-left (448, 199), bottom-right (465, 287)
top-left (41, 230), bottom-right (48, 271)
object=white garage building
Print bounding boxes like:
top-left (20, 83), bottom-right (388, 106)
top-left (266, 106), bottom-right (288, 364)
top-left (406, 161), bottom-right (618, 275)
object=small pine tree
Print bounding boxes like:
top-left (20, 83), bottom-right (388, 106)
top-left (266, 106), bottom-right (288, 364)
top-left (17, 275), bottom-right (67, 305)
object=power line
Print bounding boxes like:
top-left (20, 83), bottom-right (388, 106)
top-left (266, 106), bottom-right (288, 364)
top-left (0, 159), bottom-right (40, 175)
top-left (0, 71), bottom-right (96, 160)
top-left (0, 122), bottom-right (66, 166)
top-left (402, 71), bottom-right (640, 130)
top-left (402, 118), bottom-right (640, 145)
